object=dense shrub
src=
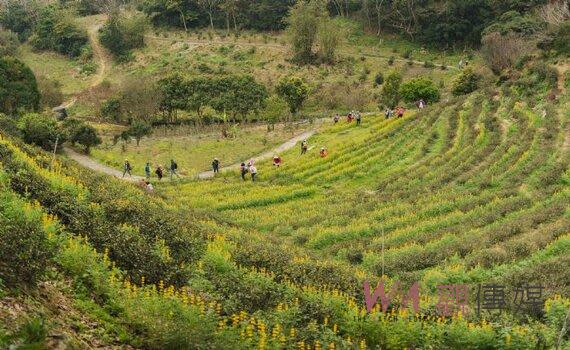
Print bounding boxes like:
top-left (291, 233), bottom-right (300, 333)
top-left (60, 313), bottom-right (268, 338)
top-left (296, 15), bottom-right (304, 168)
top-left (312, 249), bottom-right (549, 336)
top-left (64, 119), bottom-right (101, 153)
top-left (0, 0), bottom-right (38, 41)
top-left (0, 113), bottom-right (20, 137)
top-left (0, 29), bottom-right (19, 56)
top-left (452, 68), bottom-right (481, 96)
top-left (399, 77), bottom-right (440, 104)
top-left (17, 113), bottom-right (65, 151)
top-left (538, 21), bottom-right (570, 56)
top-left (380, 71), bottom-right (402, 108)
top-left (0, 174), bottom-right (55, 286)
top-left (0, 140), bottom-right (206, 286)
top-left (276, 76), bottom-right (309, 114)
top-left (100, 98), bottom-right (122, 122)
top-left (374, 73), bottom-right (384, 86)
top-left (29, 6), bottom-right (88, 57)
top-left (37, 76), bottom-right (64, 109)
top-left (512, 62), bottom-right (558, 95)
top-left (99, 12), bottom-right (148, 61)
top-left (0, 57), bottom-right (40, 115)
top-left (483, 10), bottom-right (546, 36)
top-left (61, 0), bottom-right (101, 16)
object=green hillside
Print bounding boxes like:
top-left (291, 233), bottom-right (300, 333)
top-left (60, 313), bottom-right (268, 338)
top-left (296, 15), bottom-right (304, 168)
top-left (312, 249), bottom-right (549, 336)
top-left (1, 0), bottom-right (569, 349)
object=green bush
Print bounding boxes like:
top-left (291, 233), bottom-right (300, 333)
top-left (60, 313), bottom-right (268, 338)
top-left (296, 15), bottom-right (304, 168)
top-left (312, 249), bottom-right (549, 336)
top-left (0, 140), bottom-right (205, 287)
top-left (17, 113), bottom-right (64, 151)
top-left (64, 119), bottom-right (101, 153)
top-left (451, 68), bottom-right (481, 96)
top-left (99, 12), bottom-right (148, 61)
top-left (100, 98), bottom-right (122, 122)
top-left (0, 113), bottom-right (20, 137)
top-left (276, 76), bottom-right (309, 114)
top-left (0, 57), bottom-right (40, 115)
top-left (483, 10), bottom-right (545, 37)
top-left (380, 71), bottom-right (402, 108)
top-left (374, 73), bottom-right (384, 86)
top-left (538, 22), bottom-right (570, 57)
top-left (399, 77), bottom-right (440, 103)
top-left (0, 29), bottom-right (19, 56)
top-left (0, 174), bottom-right (55, 286)
top-left (0, 0), bottom-right (37, 42)
top-left (30, 6), bottom-right (88, 57)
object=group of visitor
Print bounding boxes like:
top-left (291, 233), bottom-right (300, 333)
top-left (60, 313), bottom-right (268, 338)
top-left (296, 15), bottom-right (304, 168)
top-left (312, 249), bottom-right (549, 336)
top-left (121, 159), bottom-right (181, 181)
top-left (385, 106), bottom-right (407, 119)
top-left (240, 160), bottom-right (258, 181)
top-left (334, 111), bottom-right (362, 125)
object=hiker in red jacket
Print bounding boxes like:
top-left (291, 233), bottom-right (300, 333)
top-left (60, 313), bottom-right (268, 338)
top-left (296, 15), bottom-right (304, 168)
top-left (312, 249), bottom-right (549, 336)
top-left (273, 155), bottom-right (282, 167)
top-left (396, 107), bottom-right (406, 118)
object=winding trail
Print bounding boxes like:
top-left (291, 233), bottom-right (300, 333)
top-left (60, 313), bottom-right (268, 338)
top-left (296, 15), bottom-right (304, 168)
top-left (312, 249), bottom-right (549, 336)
top-left (65, 147), bottom-right (144, 182)
top-left (55, 17), bottom-right (110, 110)
top-left (64, 129), bottom-right (316, 181)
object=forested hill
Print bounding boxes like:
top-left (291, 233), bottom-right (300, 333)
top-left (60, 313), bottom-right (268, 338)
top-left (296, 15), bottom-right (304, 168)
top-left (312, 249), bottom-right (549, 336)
top-left (136, 0), bottom-right (548, 47)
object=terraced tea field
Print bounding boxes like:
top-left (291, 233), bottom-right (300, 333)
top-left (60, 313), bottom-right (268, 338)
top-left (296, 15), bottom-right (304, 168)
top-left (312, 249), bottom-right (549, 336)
top-left (161, 91), bottom-right (570, 296)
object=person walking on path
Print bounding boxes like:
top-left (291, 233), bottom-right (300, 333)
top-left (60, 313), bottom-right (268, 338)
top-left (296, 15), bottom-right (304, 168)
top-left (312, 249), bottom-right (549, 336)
top-left (155, 165), bottom-right (164, 181)
top-left (123, 159), bottom-right (132, 178)
top-left (356, 112), bottom-right (362, 125)
top-left (301, 140), bottom-right (308, 155)
top-left (333, 114), bottom-right (340, 124)
top-left (144, 162), bottom-right (151, 180)
top-left (385, 108), bottom-right (394, 119)
top-left (212, 158), bottom-right (220, 173)
top-left (240, 163), bottom-right (248, 180)
top-left (250, 165), bottom-right (258, 182)
top-left (320, 147), bottom-right (328, 158)
top-left (170, 159), bottom-right (181, 180)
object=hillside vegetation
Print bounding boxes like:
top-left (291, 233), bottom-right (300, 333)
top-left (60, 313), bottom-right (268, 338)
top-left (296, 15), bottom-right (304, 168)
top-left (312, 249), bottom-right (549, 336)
top-left (0, 0), bottom-right (569, 349)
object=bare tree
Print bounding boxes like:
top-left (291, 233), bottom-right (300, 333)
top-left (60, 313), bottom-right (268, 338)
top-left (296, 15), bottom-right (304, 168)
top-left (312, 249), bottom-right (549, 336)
top-left (537, 0), bottom-right (570, 27)
top-left (330, 0), bottom-right (345, 17)
top-left (372, 0), bottom-right (386, 35)
top-left (220, 0), bottom-right (239, 31)
top-left (392, 0), bottom-right (418, 39)
top-left (196, 0), bottom-right (222, 30)
top-left (167, 0), bottom-right (189, 32)
top-left (481, 32), bottom-right (532, 74)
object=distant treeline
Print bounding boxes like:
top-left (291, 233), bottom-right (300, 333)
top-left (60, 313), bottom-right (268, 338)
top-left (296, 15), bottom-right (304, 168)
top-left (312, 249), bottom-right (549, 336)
top-left (137, 0), bottom-right (549, 47)
top-left (0, 0), bottom-right (552, 48)
top-left (139, 0), bottom-right (296, 31)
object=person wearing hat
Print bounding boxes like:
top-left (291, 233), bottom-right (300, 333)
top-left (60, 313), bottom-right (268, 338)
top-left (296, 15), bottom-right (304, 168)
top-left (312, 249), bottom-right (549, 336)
top-left (212, 158), bottom-right (220, 173)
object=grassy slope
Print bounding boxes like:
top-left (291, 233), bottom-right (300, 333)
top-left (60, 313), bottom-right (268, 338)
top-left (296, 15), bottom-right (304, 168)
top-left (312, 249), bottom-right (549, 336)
top-left (90, 122), bottom-right (316, 177)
